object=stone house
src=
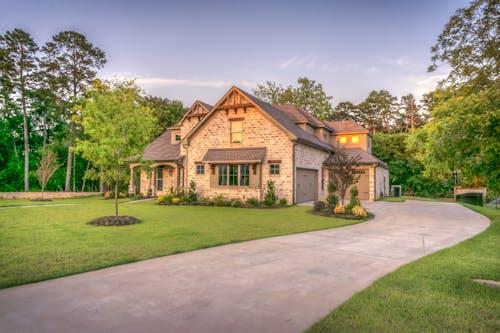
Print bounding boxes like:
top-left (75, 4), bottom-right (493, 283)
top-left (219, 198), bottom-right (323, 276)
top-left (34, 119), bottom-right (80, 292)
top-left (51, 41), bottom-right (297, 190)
top-left (129, 86), bottom-right (389, 203)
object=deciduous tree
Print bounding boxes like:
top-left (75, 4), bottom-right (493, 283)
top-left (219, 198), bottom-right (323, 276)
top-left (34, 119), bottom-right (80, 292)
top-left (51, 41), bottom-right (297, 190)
top-left (36, 149), bottom-right (59, 200)
top-left (324, 149), bottom-right (361, 205)
top-left (76, 81), bottom-right (154, 218)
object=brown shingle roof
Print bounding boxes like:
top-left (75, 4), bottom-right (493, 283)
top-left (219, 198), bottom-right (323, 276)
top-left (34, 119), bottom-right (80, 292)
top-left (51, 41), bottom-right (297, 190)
top-left (202, 147), bottom-right (266, 163)
top-left (238, 89), bottom-right (333, 152)
top-left (324, 148), bottom-right (388, 168)
top-left (273, 104), bottom-right (330, 129)
top-left (142, 129), bottom-right (180, 161)
top-left (326, 119), bottom-right (369, 134)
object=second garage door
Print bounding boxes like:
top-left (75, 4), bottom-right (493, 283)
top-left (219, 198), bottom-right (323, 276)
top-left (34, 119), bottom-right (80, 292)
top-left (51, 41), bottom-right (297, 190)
top-left (296, 168), bottom-right (318, 203)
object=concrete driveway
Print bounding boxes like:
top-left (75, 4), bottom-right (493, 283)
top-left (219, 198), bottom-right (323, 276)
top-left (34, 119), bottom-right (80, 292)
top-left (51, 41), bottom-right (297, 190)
top-left (0, 201), bottom-right (489, 333)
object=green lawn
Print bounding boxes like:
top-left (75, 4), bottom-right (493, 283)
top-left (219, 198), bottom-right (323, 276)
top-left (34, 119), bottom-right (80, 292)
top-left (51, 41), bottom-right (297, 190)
top-left (307, 204), bottom-right (500, 333)
top-left (0, 197), bottom-right (359, 289)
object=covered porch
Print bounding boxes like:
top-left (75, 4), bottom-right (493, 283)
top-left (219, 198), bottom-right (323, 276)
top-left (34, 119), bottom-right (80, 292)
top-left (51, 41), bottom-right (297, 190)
top-left (128, 161), bottom-right (184, 197)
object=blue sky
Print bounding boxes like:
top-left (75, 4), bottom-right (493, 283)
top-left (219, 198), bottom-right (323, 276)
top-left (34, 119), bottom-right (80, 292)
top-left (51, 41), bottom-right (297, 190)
top-left (1, 0), bottom-right (468, 106)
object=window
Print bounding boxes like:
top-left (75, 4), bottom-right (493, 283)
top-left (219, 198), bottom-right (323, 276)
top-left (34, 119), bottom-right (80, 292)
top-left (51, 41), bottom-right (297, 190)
top-left (270, 164), bottom-right (280, 175)
top-left (216, 164), bottom-right (250, 187)
top-left (240, 164), bottom-right (250, 186)
top-left (175, 134), bottom-right (181, 141)
top-left (229, 164), bottom-right (238, 186)
top-left (196, 164), bottom-right (204, 174)
top-left (156, 167), bottom-right (164, 191)
top-left (351, 135), bottom-right (359, 143)
top-left (339, 136), bottom-right (347, 144)
top-left (230, 120), bottom-right (242, 143)
top-left (218, 164), bottom-right (228, 186)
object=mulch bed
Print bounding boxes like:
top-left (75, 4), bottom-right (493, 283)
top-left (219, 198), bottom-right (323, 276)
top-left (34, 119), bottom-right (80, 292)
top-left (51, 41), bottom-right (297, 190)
top-left (88, 216), bottom-right (141, 226)
top-left (309, 209), bottom-right (375, 221)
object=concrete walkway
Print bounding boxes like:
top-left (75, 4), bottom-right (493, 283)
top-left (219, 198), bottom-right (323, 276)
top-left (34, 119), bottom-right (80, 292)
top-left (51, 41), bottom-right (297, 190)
top-left (0, 201), bottom-right (489, 333)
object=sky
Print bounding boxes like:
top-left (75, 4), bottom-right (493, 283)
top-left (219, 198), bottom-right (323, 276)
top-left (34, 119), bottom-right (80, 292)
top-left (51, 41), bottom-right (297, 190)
top-left (1, 0), bottom-right (469, 106)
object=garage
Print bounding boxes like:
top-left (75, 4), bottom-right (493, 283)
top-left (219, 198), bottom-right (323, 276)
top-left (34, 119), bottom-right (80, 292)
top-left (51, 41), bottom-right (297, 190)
top-left (355, 169), bottom-right (370, 200)
top-left (296, 168), bottom-right (318, 203)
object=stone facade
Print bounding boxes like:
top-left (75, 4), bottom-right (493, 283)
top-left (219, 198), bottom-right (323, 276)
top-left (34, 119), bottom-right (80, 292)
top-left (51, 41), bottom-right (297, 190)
top-left (185, 105), bottom-right (294, 203)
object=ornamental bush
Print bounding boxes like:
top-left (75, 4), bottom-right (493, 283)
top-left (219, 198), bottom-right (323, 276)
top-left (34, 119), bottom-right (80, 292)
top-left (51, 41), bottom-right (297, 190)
top-left (326, 181), bottom-right (338, 207)
top-left (352, 205), bottom-right (368, 217)
top-left (314, 200), bottom-right (327, 211)
top-left (264, 180), bottom-right (277, 206)
top-left (333, 204), bottom-right (346, 214)
top-left (347, 186), bottom-right (360, 211)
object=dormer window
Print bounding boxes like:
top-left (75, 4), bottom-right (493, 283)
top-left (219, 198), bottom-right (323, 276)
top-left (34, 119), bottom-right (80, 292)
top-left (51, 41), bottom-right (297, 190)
top-left (339, 136), bottom-right (347, 144)
top-left (230, 120), bottom-right (243, 143)
top-left (352, 135), bottom-right (359, 143)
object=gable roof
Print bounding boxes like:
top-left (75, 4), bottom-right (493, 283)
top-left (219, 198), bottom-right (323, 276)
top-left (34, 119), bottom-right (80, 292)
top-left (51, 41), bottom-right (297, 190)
top-left (174, 100), bottom-right (213, 128)
top-left (273, 104), bottom-right (331, 130)
top-left (237, 89), bottom-right (334, 151)
top-left (326, 119), bottom-right (369, 135)
top-left (142, 129), bottom-right (180, 161)
top-left (182, 86), bottom-right (333, 152)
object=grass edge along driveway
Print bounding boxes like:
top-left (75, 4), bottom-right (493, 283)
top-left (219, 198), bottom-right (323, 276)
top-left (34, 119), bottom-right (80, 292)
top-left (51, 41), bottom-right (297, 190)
top-left (307, 204), bottom-right (500, 333)
top-left (0, 197), bottom-right (362, 289)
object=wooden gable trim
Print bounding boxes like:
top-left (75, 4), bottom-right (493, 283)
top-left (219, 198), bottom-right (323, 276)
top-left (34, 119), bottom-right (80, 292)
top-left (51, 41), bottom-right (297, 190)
top-left (181, 86), bottom-right (297, 145)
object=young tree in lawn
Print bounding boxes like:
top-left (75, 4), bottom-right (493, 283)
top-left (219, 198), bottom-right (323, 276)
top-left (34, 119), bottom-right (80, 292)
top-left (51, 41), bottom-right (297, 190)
top-left (324, 149), bottom-right (361, 205)
top-left (41, 31), bottom-right (106, 192)
top-left (76, 81), bottom-right (154, 219)
top-left (36, 149), bottom-right (59, 200)
top-left (0, 29), bottom-right (39, 191)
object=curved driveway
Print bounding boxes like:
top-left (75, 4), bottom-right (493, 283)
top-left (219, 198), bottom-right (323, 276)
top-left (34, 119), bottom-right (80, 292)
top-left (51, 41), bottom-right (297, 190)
top-left (0, 201), bottom-right (489, 333)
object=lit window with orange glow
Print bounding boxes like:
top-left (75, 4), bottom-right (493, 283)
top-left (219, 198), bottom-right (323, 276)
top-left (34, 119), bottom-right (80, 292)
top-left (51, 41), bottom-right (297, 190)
top-left (352, 135), bottom-right (359, 143)
top-left (339, 136), bottom-right (347, 144)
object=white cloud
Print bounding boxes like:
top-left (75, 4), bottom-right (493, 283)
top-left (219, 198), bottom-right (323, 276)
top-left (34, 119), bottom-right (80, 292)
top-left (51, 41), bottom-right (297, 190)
top-left (365, 66), bottom-right (379, 73)
top-left (406, 72), bottom-right (448, 96)
top-left (381, 56), bottom-right (413, 68)
top-left (101, 72), bottom-right (255, 89)
top-left (279, 54), bottom-right (317, 70)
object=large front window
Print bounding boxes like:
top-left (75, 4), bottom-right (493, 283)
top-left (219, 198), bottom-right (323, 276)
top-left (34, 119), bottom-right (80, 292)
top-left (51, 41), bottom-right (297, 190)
top-left (217, 164), bottom-right (250, 187)
top-left (218, 164), bottom-right (228, 185)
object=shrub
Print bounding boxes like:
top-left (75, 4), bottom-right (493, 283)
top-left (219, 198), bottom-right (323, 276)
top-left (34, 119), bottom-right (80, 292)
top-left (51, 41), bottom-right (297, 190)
top-left (245, 197), bottom-right (260, 207)
top-left (103, 191), bottom-right (112, 199)
top-left (197, 197), bottom-right (211, 206)
top-left (352, 205), bottom-right (368, 217)
top-left (171, 197), bottom-right (183, 205)
top-left (186, 180), bottom-right (198, 203)
top-left (264, 180), bottom-right (277, 206)
top-left (279, 198), bottom-right (288, 206)
top-left (333, 204), bottom-right (346, 214)
top-left (347, 186), bottom-right (360, 211)
top-left (314, 200), bottom-right (327, 211)
top-left (230, 198), bottom-right (243, 208)
top-left (213, 194), bottom-right (227, 207)
top-left (326, 181), bottom-right (338, 207)
top-left (146, 187), bottom-right (152, 198)
top-left (103, 191), bottom-right (125, 199)
top-left (157, 194), bottom-right (173, 204)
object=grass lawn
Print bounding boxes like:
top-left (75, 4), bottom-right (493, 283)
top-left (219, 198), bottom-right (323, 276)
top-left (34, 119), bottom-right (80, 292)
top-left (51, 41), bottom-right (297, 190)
top-left (307, 204), bottom-right (500, 333)
top-left (0, 196), bottom-right (359, 289)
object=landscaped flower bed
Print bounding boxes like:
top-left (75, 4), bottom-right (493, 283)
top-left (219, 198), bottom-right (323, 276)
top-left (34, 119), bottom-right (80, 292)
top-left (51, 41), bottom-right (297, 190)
top-left (310, 184), bottom-right (373, 220)
top-left (157, 180), bottom-right (289, 208)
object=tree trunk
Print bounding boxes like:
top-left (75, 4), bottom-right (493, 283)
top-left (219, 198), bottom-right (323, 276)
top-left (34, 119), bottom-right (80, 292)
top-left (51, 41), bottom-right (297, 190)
top-left (42, 116), bottom-right (47, 149)
top-left (22, 98), bottom-right (29, 192)
top-left (114, 181), bottom-right (119, 218)
top-left (81, 160), bottom-right (91, 192)
top-left (72, 151), bottom-right (76, 192)
top-left (64, 145), bottom-right (73, 192)
top-left (41, 185), bottom-right (44, 201)
top-left (12, 136), bottom-right (20, 169)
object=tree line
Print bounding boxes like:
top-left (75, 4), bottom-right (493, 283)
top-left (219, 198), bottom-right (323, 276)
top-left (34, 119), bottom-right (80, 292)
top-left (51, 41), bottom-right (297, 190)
top-left (0, 29), bottom-right (186, 192)
top-left (253, 0), bottom-right (498, 198)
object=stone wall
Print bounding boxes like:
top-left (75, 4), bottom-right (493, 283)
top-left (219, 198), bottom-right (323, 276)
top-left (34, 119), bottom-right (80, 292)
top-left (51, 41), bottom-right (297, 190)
top-left (185, 105), bottom-right (295, 203)
top-left (294, 143), bottom-right (330, 201)
top-left (0, 192), bottom-right (100, 199)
